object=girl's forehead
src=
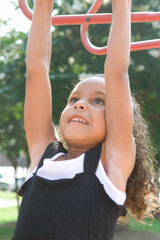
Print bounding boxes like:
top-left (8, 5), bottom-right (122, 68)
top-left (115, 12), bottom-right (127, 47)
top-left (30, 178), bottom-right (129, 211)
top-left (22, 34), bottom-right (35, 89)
top-left (73, 77), bottom-right (105, 91)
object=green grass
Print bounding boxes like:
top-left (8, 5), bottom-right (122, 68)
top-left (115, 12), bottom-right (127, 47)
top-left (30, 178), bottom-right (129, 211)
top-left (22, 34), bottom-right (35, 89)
top-left (129, 217), bottom-right (160, 233)
top-left (0, 190), bottom-right (16, 200)
top-left (0, 224), bottom-right (16, 240)
top-left (0, 207), bottom-right (18, 225)
top-left (0, 191), bottom-right (21, 239)
top-left (0, 206), bottom-right (18, 240)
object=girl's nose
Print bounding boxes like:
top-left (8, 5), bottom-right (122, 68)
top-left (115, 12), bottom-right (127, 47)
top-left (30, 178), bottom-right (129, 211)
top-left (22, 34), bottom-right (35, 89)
top-left (73, 101), bottom-right (87, 111)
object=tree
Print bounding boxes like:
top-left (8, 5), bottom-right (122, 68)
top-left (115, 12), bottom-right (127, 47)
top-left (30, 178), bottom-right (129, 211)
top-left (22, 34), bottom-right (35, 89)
top-left (130, 0), bottom-right (160, 154)
top-left (0, 23), bottom-right (29, 170)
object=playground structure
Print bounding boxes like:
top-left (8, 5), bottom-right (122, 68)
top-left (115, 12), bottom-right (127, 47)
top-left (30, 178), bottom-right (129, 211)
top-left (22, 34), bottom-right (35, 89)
top-left (19, 0), bottom-right (160, 55)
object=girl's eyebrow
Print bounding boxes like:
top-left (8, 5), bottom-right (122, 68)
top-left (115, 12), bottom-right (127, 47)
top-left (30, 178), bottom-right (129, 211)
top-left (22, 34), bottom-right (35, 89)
top-left (94, 91), bottom-right (105, 95)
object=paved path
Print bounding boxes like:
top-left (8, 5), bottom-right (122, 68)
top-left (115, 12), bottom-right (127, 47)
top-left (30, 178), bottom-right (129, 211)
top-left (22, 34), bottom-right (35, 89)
top-left (0, 199), bottom-right (18, 208)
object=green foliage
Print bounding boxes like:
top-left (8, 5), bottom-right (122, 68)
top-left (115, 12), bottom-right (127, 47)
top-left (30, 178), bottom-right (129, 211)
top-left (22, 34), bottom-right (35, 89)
top-left (130, 50), bottom-right (160, 152)
top-left (129, 0), bottom-right (160, 153)
top-left (0, 23), bottom-right (29, 167)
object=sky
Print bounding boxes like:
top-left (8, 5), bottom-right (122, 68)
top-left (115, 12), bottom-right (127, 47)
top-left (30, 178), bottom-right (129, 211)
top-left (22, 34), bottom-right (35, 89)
top-left (0, 0), bottom-right (31, 36)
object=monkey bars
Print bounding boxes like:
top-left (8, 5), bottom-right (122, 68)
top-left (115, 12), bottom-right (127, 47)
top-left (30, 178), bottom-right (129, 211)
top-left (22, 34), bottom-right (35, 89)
top-left (18, 0), bottom-right (160, 55)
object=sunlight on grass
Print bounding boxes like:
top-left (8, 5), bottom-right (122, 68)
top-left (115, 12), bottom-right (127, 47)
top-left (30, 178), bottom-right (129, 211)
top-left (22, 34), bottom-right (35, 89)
top-left (0, 207), bottom-right (18, 225)
top-left (129, 217), bottom-right (160, 233)
top-left (0, 206), bottom-right (18, 240)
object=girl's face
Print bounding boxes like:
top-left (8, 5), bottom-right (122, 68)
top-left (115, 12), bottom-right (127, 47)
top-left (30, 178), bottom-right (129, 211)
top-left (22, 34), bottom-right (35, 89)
top-left (59, 77), bottom-right (106, 149)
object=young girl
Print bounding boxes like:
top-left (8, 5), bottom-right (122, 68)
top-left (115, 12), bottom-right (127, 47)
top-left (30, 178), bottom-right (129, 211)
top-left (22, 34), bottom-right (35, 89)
top-left (12, 0), bottom-right (157, 239)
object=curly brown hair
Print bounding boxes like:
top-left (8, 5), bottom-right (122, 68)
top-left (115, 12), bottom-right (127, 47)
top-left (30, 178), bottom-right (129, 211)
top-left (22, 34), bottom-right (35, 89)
top-left (78, 75), bottom-right (158, 221)
top-left (125, 96), bottom-right (158, 221)
top-left (61, 75), bottom-right (158, 221)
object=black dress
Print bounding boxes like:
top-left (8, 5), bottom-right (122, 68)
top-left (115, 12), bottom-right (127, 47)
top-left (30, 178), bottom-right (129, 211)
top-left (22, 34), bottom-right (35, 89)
top-left (11, 141), bottom-right (126, 240)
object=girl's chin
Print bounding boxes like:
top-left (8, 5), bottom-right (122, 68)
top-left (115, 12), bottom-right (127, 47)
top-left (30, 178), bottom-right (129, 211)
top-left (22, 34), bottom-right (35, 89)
top-left (64, 137), bottom-right (103, 149)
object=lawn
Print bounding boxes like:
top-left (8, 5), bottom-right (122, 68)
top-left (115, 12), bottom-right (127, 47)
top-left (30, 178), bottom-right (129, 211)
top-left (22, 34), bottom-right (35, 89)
top-left (0, 206), bottom-right (17, 240)
top-left (0, 225), bottom-right (16, 240)
top-left (0, 206), bottom-right (18, 224)
top-left (0, 191), bottom-right (18, 240)
top-left (129, 217), bottom-right (160, 233)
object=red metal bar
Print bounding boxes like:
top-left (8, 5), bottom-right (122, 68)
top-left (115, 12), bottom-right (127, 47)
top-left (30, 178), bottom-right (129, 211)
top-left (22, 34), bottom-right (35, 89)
top-left (18, 0), bottom-right (160, 54)
top-left (18, 0), bottom-right (160, 25)
top-left (51, 12), bottom-right (160, 25)
top-left (80, 0), bottom-right (160, 55)
top-left (80, 32), bottom-right (160, 55)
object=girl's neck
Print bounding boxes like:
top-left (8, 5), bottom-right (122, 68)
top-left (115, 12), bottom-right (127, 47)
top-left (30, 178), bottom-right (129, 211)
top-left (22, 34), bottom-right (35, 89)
top-left (65, 146), bottom-right (89, 160)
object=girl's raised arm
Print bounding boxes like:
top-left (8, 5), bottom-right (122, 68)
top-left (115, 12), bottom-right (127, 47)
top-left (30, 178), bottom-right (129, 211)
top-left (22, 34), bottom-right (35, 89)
top-left (104, 0), bottom-right (136, 191)
top-left (24, 0), bottom-right (58, 170)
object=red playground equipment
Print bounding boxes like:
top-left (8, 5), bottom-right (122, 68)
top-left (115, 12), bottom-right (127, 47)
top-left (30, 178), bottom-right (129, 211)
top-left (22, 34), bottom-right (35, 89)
top-left (18, 0), bottom-right (160, 55)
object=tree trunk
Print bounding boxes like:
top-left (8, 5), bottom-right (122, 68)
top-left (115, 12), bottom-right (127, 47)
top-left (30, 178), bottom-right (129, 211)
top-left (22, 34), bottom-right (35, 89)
top-left (14, 165), bottom-right (20, 212)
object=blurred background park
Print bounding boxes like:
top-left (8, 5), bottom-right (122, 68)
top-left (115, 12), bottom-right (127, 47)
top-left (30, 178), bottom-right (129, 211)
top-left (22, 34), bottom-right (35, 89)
top-left (0, 0), bottom-right (160, 239)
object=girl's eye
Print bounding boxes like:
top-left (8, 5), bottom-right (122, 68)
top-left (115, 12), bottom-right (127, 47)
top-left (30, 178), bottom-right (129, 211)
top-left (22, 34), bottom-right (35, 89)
top-left (69, 97), bottom-right (79, 104)
top-left (93, 98), bottom-right (104, 105)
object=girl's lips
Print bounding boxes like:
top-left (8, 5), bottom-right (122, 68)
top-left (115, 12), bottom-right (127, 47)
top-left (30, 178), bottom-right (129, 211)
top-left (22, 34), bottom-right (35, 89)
top-left (68, 115), bottom-right (89, 125)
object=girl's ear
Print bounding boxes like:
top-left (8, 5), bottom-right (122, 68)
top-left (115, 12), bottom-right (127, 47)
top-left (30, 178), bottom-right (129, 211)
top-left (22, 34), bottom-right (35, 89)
top-left (57, 128), bottom-right (68, 150)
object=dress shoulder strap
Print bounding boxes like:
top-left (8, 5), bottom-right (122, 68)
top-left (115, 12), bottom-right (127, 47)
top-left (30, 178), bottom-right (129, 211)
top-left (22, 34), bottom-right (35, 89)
top-left (35, 141), bottom-right (67, 173)
top-left (84, 144), bottom-right (102, 174)
top-left (18, 141), bottom-right (67, 197)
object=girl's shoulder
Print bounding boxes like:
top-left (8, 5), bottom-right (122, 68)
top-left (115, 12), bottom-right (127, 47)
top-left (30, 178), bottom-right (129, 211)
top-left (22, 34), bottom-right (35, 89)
top-left (40, 141), bottom-right (67, 161)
